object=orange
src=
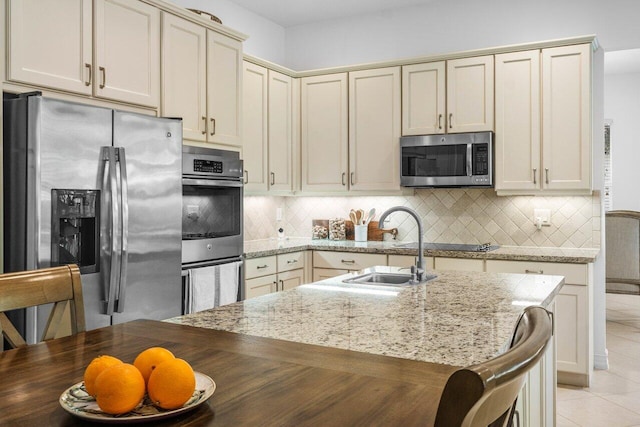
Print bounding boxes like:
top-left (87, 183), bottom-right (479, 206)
top-left (133, 347), bottom-right (175, 385)
top-left (94, 363), bottom-right (145, 415)
top-left (147, 358), bottom-right (196, 410)
top-left (83, 355), bottom-right (123, 397)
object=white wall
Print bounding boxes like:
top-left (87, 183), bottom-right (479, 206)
top-left (604, 71), bottom-right (640, 212)
top-left (285, 0), bottom-right (640, 70)
top-left (170, 0), bottom-right (286, 64)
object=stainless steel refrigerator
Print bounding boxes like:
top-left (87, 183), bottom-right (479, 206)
top-left (3, 93), bottom-right (183, 342)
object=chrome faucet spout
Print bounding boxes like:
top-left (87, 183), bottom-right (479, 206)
top-left (378, 206), bottom-right (425, 281)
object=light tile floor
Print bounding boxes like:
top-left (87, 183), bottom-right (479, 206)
top-left (557, 293), bottom-right (640, 426)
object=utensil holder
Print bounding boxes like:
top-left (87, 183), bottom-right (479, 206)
top-left (354, 225), bottom-right (368, 242)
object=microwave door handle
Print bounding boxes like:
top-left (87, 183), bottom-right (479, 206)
top-left (101, 147), bottom-right (119, 316)
top-left (466, 144), bottom-right (473, 176)
top-left (115, 147), bottom-right (129, 313)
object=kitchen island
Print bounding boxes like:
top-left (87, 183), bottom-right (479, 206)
top-left (0, 269), bottom-right (563, 426)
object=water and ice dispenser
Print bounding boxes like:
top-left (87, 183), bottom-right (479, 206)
top-left (51, 189), bottom-right (100, 273)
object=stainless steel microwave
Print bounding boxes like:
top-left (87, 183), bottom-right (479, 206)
top-left (400, 132), bottom-right (493, 188)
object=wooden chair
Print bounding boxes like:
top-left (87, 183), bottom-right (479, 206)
top-left (434, 306), bottom-right (553, 427)
top-left (0, 264), bottom-right (85, 350)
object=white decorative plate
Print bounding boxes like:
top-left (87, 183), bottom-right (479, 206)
top-left (59, 371), bottom-right (215, 423)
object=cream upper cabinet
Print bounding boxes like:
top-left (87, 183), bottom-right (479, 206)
top-left (94, 0), bottom-right (160, 107)
top-left (349, 67), bottom-right (401, 191)
top-left (401, 56), bottom-right (493, 135)
top-left (495, 44), bottom-right (591, 194)
top-left (268, 70), bottom-right (294, 193)
top-left (541, 44), bottom-right (591, 191)
top-left (495, 50), bottom-right (541, 191)
top-left (162, 13), bottom-right (242, 146)
top-left (243, 63), bottom-right (294, 193)
top-left (402, 62), bottom-right (446, 135)
top-left (207, 31), bottom-right (243, 146)
top-left (242, 62), bottom-right (269, 192)
top-left (446, 55), bottom-right (494, 133)
top-left (8, 0), bottom-right (160, 107)
top-left (301, 73), bottom-right (349, 192)
top-left (161, 13), bottom-right (207, 141)
top-left (7, 0), bottom-right (93, 95)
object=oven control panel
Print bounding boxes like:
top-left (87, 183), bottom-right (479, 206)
top-left (193, 159), bottom-right (223, 174)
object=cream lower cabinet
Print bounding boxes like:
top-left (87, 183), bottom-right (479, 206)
top-left (312, 251), bottom-right (386, 281)
top-left (162, 12), bottom-right (242, 146)
top-left (245, 252), bottom-right (306, 299)
top-left (7, 0), bottom-right (160, 107)
top-left (495, 44), bottom-right (591, 194)
top-left (387, 255), bottom-right (434, 270)
top-left (486, 260), bottom-right (592, 387)
top-left (243, 61), bottom-right (294, 193)
top-left (301, 73), bottom-right (349, 192)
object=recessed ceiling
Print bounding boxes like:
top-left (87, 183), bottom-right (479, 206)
top-left (223, 0), bottom-right (439, 28)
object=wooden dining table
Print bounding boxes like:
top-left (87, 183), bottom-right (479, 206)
top-left (0, 319), bottom-right (458, 426)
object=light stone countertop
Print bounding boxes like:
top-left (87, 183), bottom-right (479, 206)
top-left (168, 267), bottom-right (564, 367)
top-left (243, 237), bottom-right (600, 263)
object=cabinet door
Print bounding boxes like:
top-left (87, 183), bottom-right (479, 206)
top-left (7, 0), bottom-right (92, 94)
top-left (242, 62), bottom-right (269, 192)
top-left (207, 31), bottom-right (243, 146)
top-left (349, 67), bottom-right (401, 191)
top-left (301, 73), bottom-right (349, 192)
top-left (268, 70), bottom-right (294, 192)
top-left (555, 284), bottom-right (589, 376)
top-left (313, 268), bottom-right (349, 282)
top-left (402, 62), bottom-right (446, 135)
top-left (94, 0), bottom-right (160, 107)
top-left (161, 13), bottom-right (207, 142)
top-left (495, 50), bottom-right (541, 191)
top-left (245, 274), bottom-right (278, 299)
top-left (446, 56), bottom-right (494, 133)
top-left (541, 44), bottom-right (591, 191)
top-left (279, 269), bottom-right (305, 291)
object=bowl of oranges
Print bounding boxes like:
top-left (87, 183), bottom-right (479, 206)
top-left (59, 347), bottom-right (215, 422)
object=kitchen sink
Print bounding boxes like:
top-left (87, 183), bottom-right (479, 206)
top-left (343, 271), bottom-right (437, 286)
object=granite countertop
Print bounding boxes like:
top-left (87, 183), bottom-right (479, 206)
top-left (243, 237), bottom-right (600, 263)
top-left (168, 267), bottom-right (564, 367)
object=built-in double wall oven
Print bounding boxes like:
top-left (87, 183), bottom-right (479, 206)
top-left (181, 146), bottom-right (244, 314)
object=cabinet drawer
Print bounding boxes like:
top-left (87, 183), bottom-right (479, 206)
top-left (313, 251), bottom-right (386, 271)
top-left (388, 255), bottom-right (434, 269)
top-left (485, 260), bottom-right (588, 285)
top-left (313, 268), bottom-right (349, 282)
top-left (245, 256), bottom-right (277, 279)
top-left (435, 257), bottom-right (484, 272)
top-left (278, 251), bottom-right (305, 272)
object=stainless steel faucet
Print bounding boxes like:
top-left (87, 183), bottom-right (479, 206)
top-left (378, 206), bottom-right (425, 282)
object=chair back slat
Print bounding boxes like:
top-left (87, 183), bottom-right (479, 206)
top-left (0, 265), bottom-right (85, 351)
top-left (435, 306), bottom-right (553, 427)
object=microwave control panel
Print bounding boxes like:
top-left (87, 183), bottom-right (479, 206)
top-left (472, 144), bottom-right (489, 175)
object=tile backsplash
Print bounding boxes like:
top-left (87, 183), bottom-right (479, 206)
top-left (244, 189), bottom-right (601, 248)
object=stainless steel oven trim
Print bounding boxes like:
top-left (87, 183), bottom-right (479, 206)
top-left (182, 177), bottom-right (244, 188)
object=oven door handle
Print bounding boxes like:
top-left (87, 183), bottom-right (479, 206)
top-left (182, 178), bottom-right (244, 188)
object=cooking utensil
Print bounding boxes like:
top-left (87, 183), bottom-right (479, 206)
top-left (349, 210), bottom-right (358, 224)
top-left (355, 209), bottom-right (363, 225)
top-left (364, 208), bottom-right (375, 224)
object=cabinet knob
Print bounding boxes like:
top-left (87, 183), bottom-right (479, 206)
top-left (244, 170), bottom-right (249, 184)
top-left (350, 172), bottom-right (355, 186)
top-left (525, 269), bottom-right (544, 274)
top-left (533, 168), bottom-right (537, 185)
top-left (210, 118), bottom-right (216, 136)
top-left (256, 264), bottom-right (269, 269)
top-left (545, 168), bottom-right (550, 185)
top-left (449, 113), bottom-right (453, 129)
top-left (341, 259), bottom-right (355, 264)
top-left (201, 116), bottom-right (207, 135)
top-left (342, 172), bottom-right (346, 186)
top-left (438, 114), bottom-right (443, 130)
top-left (287, 259), bottom-right (298, 264)
top-left (270, 172), bottom-right (275, 186)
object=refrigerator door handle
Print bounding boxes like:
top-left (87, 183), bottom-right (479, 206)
top-left (115, 147), bottom-right (129, 313)
top-left (101, 147), bottom-right (120, 316)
